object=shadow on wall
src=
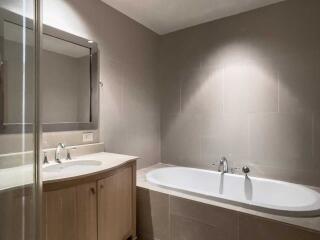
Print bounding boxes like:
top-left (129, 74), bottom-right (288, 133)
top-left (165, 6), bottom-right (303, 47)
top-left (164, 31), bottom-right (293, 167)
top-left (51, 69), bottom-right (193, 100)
top-left (162, 41), bottom-right (277, 167)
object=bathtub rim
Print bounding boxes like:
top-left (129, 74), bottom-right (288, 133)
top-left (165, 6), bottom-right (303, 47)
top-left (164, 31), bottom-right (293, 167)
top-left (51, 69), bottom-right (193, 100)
top-left (146, 166), bottom-right (320, 217)
top-left (137, 163), bottom-right (320, 233)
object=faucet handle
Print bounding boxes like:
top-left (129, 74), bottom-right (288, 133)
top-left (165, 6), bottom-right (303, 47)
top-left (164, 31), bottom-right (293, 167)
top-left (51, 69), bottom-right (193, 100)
top-left (43, 152), bottom-right (49, 164)
top-left (242, 166), bottom-right (250, 176)
top-left (66, 147), bottom-right (77, 160)
top-left (66, 150), bottom-right (72, 160)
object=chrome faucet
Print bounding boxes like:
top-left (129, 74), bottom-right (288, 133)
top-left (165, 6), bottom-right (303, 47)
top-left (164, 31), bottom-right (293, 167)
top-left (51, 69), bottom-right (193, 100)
top-left (55, 143), bottom-right (65, 164)
top-left (218, 156), bottom-right (229, 173)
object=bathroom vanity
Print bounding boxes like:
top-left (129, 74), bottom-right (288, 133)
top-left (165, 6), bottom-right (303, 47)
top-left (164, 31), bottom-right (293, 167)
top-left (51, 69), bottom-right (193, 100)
top-left (42, 152), bottom-right (138, 240)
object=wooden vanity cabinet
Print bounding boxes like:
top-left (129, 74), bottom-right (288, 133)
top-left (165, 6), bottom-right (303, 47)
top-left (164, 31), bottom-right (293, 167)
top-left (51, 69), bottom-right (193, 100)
top-left (98, 165), bottom-right (133, 240)
top-left (43, 162), bottom-right (136, 240)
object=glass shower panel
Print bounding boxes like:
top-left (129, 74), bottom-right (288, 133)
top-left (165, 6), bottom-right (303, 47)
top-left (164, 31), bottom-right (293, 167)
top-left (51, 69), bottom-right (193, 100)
top-left (0, 1), bottom-right (41, 240)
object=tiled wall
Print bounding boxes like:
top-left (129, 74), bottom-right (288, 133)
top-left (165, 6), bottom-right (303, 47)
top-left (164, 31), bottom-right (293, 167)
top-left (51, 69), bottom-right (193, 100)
top-left (0, 130), bottom-right (100, 156)
top-left (137, 188), bottom-right (320, 240)
top-left (159, 0), bottom-right (320, 186)
top-left (0, 0), bottom-right (161, 169)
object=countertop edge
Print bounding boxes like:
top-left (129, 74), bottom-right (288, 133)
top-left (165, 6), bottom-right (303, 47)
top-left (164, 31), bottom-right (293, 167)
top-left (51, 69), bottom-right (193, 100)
top-left (43, 157), bottom-right (138, 191)
top-left (44, 157), bottom-right (138, 185)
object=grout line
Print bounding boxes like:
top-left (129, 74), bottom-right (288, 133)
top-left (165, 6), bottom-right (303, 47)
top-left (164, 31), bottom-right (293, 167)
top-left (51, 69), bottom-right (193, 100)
top-left (311, 112), bottom-right (315, 160)
top-left (277, 70), bottom-right (280, 113)
top-left (222, 67), bottom-right (225, 114)
top-left (179, 77), bottom-right (182, 113)
top-left (247, 114), bottom-right (250, 162)
top-left (171, 210), bottom-right (220, 229)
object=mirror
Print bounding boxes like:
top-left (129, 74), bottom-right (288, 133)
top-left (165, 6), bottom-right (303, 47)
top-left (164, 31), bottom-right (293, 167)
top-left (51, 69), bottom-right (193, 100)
top-left (0, 12), bottom-right (99, 133)
top-left (41, 34), bottom-right (91, 124)
top-left (2, 21), bottom-right (35, 125)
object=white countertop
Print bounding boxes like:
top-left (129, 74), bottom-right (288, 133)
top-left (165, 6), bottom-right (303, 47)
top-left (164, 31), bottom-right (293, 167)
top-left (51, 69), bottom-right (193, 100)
top-left (0, 152), bottom-right (138, 192)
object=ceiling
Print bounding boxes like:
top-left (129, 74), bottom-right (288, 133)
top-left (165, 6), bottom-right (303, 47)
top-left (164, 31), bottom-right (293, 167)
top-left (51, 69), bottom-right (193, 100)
top-left (101, 0), bottom-right (284, 35)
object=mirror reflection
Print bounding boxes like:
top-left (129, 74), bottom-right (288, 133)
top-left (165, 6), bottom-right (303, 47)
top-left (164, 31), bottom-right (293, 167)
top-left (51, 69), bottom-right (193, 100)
top-left (3, 21), bottom-right (91, 124)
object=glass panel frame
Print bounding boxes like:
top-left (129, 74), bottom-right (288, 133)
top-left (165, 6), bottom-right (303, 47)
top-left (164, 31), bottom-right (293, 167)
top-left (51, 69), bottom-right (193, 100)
top-left (0, 1), bottom-right (42, 240)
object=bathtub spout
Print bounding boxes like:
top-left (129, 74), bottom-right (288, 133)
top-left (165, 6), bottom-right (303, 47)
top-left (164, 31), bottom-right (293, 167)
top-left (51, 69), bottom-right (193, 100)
top-left (218, 157), bottom-right (229, 173)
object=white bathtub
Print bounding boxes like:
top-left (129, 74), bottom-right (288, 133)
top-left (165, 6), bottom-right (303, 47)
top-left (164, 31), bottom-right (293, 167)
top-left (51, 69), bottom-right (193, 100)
top-left (146, 166), bottom-right (320, 217)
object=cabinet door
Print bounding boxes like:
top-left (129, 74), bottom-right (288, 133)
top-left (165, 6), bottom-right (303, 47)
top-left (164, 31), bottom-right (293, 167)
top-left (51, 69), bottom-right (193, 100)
top-left (43, 182), bottom-right (97, 240)
top-left (44, 187), bottom-right (77, 240)
top-left (76, 182), bottom-right (97, 240)
top-left (98, 166), bottom-right (133, 240)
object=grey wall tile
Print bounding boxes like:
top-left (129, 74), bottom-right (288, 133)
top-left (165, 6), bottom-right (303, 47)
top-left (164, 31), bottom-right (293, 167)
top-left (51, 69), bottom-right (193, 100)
top-left (312, 113), bottom-right (320, 173)
top-left (249, 113), bottom-right (314, 171)
top-left (239, 213), bottom-right (320, 240)
top-left (124, 113), bottom-right (161, 169)
top-left (223, 62), bottom-right (278, 114)
top-left (161, 113), bottom-right (202, 167)
top-left (159, 0), bottom-right (320, 186)
top-left (278, 54), bottom-right (318, 113)
top-left (42, 130), bottom-right (99, 149)
top-left (161, 71), bottom-right (181, 116)
top-left (137, 188), bottom-right (170, 240)
top-left (171, 214), bottom-right (236, 240)
top-left (180, 66), bottom-right (223, 116)
top-left (243, 165), bottom-right (320, 187)
top-left (201, 113), bottom-right (249, 167)
top-left (170, 196), bottom-right (238, 238)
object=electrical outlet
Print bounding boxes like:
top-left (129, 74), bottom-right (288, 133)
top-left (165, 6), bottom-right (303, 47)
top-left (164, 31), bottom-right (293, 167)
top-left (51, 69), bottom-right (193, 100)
top-left (83, 132), bottom-right (94, 143)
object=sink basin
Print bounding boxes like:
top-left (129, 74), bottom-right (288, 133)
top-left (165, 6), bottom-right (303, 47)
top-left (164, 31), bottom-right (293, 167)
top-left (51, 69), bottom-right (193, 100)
top-left (43, 160), bottom-right (102, 174)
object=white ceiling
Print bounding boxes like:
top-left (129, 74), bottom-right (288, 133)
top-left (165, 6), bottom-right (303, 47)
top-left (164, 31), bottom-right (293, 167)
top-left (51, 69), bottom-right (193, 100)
top-left (101, 0), bottom-right (284, 35)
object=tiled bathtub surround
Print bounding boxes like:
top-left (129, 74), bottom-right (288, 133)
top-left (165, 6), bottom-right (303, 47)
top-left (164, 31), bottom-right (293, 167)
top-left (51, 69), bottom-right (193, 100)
top-left (137, 165), bottom-right (320, 240)
top-left (159, 0), bottom-right (320, 187)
